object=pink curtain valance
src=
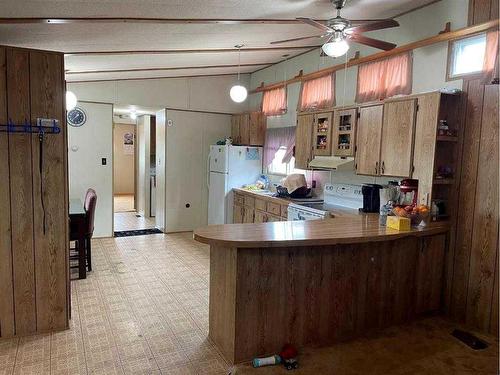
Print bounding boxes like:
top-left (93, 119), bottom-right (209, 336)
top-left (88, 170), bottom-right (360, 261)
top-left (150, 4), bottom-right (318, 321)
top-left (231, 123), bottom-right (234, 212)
top-left (356, 52), bottom-right (413, 103)
top-left (300, 74), bottom-right (335, 111)
top-left (262, 87), bottom-right (287, 116)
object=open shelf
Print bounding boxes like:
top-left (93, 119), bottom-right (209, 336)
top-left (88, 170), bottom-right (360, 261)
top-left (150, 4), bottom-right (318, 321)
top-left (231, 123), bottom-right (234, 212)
top-left (437, 135), bottom-right (459, 142)
top-left (433, 178), bottom-right (454, 185)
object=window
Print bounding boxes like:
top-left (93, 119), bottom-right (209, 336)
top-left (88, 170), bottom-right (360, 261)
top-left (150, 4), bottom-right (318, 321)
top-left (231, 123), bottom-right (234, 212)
top-left (262, 87), bottom-right (287, 116)
top-left (267, 147), bottom-right (295, 175)
top-left (448, 33), bottom-right (487, 79)
top-left (356, 52), bottom-right (412, 103)
top-left (299, 74), bottom-right (335, 111)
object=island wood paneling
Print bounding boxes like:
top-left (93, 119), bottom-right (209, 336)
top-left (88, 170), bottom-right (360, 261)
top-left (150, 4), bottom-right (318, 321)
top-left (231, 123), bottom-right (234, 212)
top-left (0, 46), bottom-right (68, 338)
top-left (210, 234), bottom-right (447, 364)
top-left (0, 47), bottom-right (15, 338)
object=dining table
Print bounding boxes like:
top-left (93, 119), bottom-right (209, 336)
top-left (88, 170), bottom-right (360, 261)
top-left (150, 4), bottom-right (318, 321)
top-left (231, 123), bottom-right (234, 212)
top-left (69, 198), bottom-right (87, 279)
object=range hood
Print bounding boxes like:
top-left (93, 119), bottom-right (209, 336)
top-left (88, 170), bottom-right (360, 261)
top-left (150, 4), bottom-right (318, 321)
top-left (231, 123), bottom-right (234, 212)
top-left (308, 156), bottom-right (355, 170)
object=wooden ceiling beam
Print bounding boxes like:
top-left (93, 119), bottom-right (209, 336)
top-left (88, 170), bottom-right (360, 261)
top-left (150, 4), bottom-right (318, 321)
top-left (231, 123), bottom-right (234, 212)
top-left (66, 72), bottom-right (241, 83)
top-left (66, 63), bottom-right (271, 75)
top-left (251, 19), bottom-right (500, 93)
top-left (0, 17), bottom-right (328, 25)
top-left (64, 46), bottom-right (321, 56)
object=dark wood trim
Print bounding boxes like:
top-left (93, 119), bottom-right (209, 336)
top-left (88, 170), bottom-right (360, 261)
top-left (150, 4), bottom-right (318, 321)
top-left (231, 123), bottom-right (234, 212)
top-left (0, 17), bottom-right (328, 25)
top-left (66, 72), bottom-right (243, 83)
top-left (66, 63), bottom-right (271, 75)
top-left (165, 107), bottom-right (234, 116)
top-left (64, 46), bottom-right (323, 56)
top-left (251, 19), bottom-right (500, 93)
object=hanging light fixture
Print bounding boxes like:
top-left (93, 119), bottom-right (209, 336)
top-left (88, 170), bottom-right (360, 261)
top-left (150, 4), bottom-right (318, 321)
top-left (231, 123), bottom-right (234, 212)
top-left (66, 91), bottom-right (77, 111)
top-left (322, 31), bottom-right (350, 58)
top-left (229, 44), bottom-right (248, 103)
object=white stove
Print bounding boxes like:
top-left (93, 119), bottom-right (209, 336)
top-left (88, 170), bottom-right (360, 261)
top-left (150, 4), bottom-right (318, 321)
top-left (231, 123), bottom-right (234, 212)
top-left (287, 183), bottom-right (363, 221)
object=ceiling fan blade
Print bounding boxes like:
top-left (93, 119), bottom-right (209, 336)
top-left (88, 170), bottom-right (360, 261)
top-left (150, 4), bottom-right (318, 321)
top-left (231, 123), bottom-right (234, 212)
top-left (347, 34), bottom-right (396, 51)
top-left (348, 18), bottom-right (396, 24)
top-left (297, 17), bottom-right (332, 32)
top-left (270, 34), bottom-right (326, 45)
top-left (346, 19), bottom-right (399, 34)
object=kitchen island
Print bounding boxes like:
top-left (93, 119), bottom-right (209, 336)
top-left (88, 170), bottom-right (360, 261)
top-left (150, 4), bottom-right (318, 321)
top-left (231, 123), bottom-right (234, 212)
top-left (194, 216), bottom-right (449, 364)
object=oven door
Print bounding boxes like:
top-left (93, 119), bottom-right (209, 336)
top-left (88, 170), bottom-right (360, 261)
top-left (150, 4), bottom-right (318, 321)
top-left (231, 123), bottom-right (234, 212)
top-left (288, 205), bottom-right (325, 221)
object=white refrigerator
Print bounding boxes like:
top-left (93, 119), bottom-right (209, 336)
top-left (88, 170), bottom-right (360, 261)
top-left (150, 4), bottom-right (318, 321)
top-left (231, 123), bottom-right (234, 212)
top-left (208, 145), bottom-right (263, 225)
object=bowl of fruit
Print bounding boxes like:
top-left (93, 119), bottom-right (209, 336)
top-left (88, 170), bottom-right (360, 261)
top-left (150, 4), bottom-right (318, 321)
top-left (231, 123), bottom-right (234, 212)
top-left (392, 205), bottom-right (430, 226)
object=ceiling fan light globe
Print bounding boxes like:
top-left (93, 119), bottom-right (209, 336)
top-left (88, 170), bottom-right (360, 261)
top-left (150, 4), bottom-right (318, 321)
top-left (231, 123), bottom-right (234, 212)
top-left (322, 39), bottom-right (350, 57)
top-left (230, 85), bottom-right (248, 103)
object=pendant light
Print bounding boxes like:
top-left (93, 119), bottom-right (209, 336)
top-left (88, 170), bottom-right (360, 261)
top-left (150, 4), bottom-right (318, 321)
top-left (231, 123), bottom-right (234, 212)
top-left (229, 44), bottom-right (248, 103)
top-left (66, 91), bottom-right (77, 111)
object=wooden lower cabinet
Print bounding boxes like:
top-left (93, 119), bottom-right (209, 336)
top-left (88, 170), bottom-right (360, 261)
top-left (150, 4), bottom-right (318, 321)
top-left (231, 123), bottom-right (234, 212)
top-left (233, 193), bottom-right (289, 223)
top-left (243, 207), bottom-right (254, 223)
top-left (233, 204), bottom-right (243, 224)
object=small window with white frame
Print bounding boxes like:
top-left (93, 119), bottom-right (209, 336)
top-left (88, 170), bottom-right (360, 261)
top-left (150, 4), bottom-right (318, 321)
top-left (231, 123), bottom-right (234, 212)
top-left (448, 33), bottom-right (487, 80)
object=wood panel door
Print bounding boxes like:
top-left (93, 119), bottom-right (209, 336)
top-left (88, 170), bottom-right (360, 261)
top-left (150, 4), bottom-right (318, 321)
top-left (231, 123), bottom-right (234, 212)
top-left (295, 114), bottom-right (314, 169)
top-left (380, 99), bottom-right (417, 177)
top-left (249, 112), bottom-right (266, 146)
top-left (355, 105), bottom-right (383, 176)
top-left (415, 234), bottom-right (446, 314)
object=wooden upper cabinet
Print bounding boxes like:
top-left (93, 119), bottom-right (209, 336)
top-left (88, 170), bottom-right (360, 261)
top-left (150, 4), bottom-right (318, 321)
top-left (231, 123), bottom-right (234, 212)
top-left (231, 115), bottom-right (241, 145)
top-left (295, 113), bottom-right (314, 169)
top-left (379, 98), bottom-right (417, 177)
top-left (239, 114), bottom-right (250, 146)
top-left (249, 112), bottom-right (266, 146)
top-left (231, 112), bottom-right (266, 146)
top-left (355, 104), bottom-right (384, 176)
top-left (332, 108), bottom-right (357, 157)
top-left (313, 112), bottom-right (333, 156)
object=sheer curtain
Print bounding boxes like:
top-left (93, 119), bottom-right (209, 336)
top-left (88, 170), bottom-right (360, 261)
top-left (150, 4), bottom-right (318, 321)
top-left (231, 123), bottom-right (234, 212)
top-left (356, 52), bottom-right (412, 103)
top-left (263, 127), bottom-right (296, 167)
top-left (262, 87), bottom-right (287, 116)
top-left (483, 30), bottom-right (499, 84)
top-left (299, 74), bottom-right (335, 111)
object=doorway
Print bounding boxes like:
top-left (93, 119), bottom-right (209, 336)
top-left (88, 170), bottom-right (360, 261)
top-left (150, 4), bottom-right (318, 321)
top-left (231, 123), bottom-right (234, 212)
top-left (113, 116), bottom-right (157, 233)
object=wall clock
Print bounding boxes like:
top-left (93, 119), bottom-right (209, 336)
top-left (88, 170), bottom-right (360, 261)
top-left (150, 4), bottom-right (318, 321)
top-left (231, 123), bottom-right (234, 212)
top-left (67, 107), bottom-right (87, 127)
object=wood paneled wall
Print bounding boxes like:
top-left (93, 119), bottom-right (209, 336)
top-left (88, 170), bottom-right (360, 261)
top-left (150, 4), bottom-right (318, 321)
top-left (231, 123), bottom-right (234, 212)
top-left (0, 46), bottom-right (69, 338)
top-left (447, 0), bottom-right (499, 335)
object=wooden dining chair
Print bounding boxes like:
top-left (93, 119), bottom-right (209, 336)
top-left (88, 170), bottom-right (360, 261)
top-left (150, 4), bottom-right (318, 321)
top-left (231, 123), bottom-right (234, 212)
top-left (83, 188), bottom-right (97, 272)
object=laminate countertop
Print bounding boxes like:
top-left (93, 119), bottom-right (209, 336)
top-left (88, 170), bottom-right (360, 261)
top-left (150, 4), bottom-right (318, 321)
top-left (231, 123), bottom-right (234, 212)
top-left (193, 215), bottom-right (449, 248)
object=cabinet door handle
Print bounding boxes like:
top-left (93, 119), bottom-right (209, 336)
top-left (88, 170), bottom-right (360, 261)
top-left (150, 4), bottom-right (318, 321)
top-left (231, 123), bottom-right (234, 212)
top-left (375, 161), bottom-right (378, 174)
top-left (381, 161), bottom-right (385, 174)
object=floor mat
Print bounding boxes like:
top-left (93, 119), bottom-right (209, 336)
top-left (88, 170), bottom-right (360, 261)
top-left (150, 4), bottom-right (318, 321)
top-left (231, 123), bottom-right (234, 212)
top-left (114, 228), bottom-right (163, 237)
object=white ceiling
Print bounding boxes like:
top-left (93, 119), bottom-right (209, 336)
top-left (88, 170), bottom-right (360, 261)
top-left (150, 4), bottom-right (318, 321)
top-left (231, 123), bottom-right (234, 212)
top-left (0, 0), bottom-right (439, 82)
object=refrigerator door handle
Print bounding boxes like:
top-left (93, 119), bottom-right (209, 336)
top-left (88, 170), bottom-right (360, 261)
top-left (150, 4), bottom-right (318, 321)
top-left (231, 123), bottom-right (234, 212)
top-left (207, 155), bottom-right (211, 189)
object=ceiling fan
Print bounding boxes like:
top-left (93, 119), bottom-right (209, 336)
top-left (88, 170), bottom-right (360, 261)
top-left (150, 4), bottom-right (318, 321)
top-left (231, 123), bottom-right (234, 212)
top-left (270, 0), bottom-right (399, 57)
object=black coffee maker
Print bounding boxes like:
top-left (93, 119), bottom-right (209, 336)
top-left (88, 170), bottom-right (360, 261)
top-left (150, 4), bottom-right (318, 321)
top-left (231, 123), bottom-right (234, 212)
top-left (361, 184), bottom-right (382, 213)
